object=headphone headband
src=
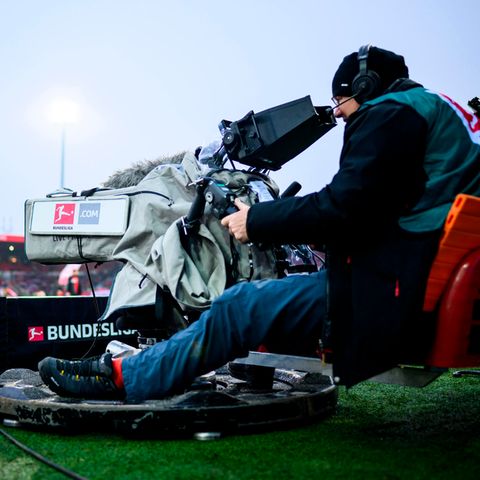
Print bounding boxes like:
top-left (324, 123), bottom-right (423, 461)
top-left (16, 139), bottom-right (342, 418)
top-left (352, 44), bottom-right (380, 103)
top-left (357, 44), bottom-right (371, 62)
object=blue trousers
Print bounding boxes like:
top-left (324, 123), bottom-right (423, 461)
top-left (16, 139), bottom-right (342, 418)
top-left (122, 270), bottom-right (327, 403)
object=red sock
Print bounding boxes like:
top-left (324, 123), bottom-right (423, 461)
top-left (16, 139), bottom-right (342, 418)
top-left (111, 357), bottom-right (124, 390)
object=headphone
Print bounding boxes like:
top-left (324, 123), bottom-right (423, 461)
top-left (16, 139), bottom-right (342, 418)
top-left (352, 44), bottom-right (381, 103)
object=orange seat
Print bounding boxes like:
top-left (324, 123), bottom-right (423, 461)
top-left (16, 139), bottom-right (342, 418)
top-left (423, 194), bottom-right (480, 368)
top-left (426, 247), bottom-right (480, 368)
top-left (423, 194), bottom-right (480, 312)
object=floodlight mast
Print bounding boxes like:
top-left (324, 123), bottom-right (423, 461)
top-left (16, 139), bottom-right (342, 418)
top-left (48, 99), bottom-right (79, 188)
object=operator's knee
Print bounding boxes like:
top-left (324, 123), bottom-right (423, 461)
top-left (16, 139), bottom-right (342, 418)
top-left (206, 281), bottom-right (268, 350)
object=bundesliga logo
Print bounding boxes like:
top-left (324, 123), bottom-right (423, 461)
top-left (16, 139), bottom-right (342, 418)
top-left (27, 323), bottom-right (135, 342)
top-left (28, 326), bottom-right (44, 342)
top-left (54, 203), bottom-right (75, 224)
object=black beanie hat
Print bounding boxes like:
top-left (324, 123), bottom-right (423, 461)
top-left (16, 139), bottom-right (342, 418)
top-left (332, 46), bottom-right (409, 101)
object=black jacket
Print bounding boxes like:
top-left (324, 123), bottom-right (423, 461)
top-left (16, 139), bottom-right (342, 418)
top-left (247, 80), bottom-right (475, 385)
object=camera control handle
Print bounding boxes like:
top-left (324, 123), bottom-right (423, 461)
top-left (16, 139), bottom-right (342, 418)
top-left (186, 180), bottom-right (208, 225)
top-left (280, 181), bottom-right (302, 199)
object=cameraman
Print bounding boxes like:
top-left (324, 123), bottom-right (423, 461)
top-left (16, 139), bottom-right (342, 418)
top-left (39, 46), bottom-right (480, 402)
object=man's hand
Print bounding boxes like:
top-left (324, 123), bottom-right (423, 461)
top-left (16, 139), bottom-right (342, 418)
top-left (221, 198), bottom-right (250, 243)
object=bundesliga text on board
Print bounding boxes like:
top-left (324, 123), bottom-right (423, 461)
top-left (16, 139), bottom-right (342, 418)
top-left (27, 323), bottom-right (135, 342)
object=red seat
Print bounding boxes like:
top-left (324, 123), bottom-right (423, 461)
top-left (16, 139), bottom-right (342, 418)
top-left (421, 194), bottom-right (480, 370)
top-left (426, 247), bottom-right (480, 368)
top-left (423, 194), bottom-right (480, 368)
top-left (423, 194), bottom-right (480, 311)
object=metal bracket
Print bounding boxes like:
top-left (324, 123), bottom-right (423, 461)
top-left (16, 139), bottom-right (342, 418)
top-left (232, 351), bottom-right (332, 376)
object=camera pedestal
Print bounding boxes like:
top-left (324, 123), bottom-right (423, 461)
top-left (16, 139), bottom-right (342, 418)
top-left (0, 366), bottom-right (337, 437)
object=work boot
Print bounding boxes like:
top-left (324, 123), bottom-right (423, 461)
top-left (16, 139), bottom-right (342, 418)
top-left (38, 353), bottom-right (123, 400)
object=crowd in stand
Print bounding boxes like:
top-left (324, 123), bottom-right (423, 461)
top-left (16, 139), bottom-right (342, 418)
top-left (0, 261), bottom-right (121, 297)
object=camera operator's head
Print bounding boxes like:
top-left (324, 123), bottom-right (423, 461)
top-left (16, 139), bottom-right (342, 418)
top-left (331, 45), bottom-right (409, 121)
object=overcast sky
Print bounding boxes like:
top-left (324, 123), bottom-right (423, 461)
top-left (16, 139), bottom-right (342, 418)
top-left (1, 0), bottom-right (478, 234)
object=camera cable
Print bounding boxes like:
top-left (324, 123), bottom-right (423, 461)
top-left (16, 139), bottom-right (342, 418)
top-left (77, 262), bottom-right (103, 360)
top-left (0, 425), bottom-right (88, 480)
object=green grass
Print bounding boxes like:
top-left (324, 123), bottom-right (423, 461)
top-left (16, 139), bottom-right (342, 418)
top-left (1, 372), bottom-right (479, 480)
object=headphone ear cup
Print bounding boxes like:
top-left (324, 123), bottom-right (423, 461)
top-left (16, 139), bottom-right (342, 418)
top-left (352, 70), bottom-right (381, 103)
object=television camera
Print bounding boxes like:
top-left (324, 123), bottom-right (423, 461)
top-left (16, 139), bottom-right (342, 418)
top-left (24, 95), bottom-right (336, 348)
top-left (178, 95), bottom-right (336, 282)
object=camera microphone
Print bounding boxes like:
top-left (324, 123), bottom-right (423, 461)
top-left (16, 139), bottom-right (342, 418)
top-left (326, 93), bottom-right (359, 114)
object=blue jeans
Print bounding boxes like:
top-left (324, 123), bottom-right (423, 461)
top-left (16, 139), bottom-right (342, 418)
top-left (122, 270), bottom-right (327, 402)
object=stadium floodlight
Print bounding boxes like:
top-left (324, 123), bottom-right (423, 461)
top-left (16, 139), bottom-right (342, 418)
top-left (47, 99), bottom-right (79, 188)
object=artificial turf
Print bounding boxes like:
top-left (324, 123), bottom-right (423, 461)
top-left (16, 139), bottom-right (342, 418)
top-left (1, 371), bottom-right (479, 479)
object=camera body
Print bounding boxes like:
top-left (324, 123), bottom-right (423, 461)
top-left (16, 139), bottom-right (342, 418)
top-left (204, 181), bottom-right (238, 219)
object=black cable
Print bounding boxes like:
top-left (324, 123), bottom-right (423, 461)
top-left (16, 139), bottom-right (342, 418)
top-left (229, 236), bottom-right (240, 282)
top-left (78, 263), bottom-right (102, 360)
top-left (0, 427), bottom-right (88, 480)
top-left (247, 243), bottom-right (254, 281)
top-left (85, 263), bottom-right (101, 318)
